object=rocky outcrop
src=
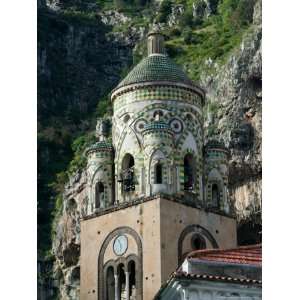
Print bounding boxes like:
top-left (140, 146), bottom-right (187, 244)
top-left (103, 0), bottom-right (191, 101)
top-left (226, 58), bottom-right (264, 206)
top-left (192, 0), bottom-right (219, 19)
top-left (52, 171), bottom-right (88, 299)
top-left (38, 8), bottom-right (135, 125)
top-left (167, 5), bottom-right (184, 26)
top-left (203, 0), bottom-right (262, 233)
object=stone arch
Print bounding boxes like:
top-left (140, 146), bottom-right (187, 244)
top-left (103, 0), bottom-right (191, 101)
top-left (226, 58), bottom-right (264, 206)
top-left (98, 227), bottom-right (143, 300)
top-left (207, 168), bottom-right (223, 181)
top-left (116, 126), bottom-right (141, 161)
top-left (91, 166), bottom-right (108, 187)
top-left (178, 224), bottom-right (218, 265)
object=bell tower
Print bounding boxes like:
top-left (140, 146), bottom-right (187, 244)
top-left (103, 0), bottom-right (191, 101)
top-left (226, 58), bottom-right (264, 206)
top-left (80, 31), bottom-right (237, 300)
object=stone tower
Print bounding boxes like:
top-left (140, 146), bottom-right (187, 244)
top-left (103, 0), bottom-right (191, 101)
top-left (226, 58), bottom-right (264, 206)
top-left (80, 31), bottom-right (237, 300)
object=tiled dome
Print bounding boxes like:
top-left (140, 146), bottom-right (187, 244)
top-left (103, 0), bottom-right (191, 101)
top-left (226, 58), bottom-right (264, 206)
top-left (86, 141), bottom-right (113, 154)
top-left (116, 54), bottom-right (194, 89)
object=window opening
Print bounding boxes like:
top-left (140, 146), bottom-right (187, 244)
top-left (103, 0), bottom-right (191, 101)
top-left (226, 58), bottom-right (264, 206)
top-left (191, 234), bottom-right (206, 250)
top-left (95, 182), bottom-right (104, 209)
top-left (120, 154), bottom-right (135, 192)
top-left (184, 154), bottom-right (195, 191)
top-left (155, 163), bottom-right (163, 184)
top-left (106, 266), bottom-right (115, 300)
top-left (128, 260), bottom-right (136, 298)
top-left (212, 183), bottom-right (220, 208)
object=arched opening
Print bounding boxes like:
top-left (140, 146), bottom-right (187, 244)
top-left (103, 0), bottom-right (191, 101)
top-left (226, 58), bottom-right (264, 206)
top-left (154, 163), bottom-right (163, 184)
top-left (212, 183), bottom-right (220, 208)
top-left (117, 264), bottom-right (126, 299)
top-left (178, 224), bottom-right (219, 265)
top-left (95, 182), bottom-right (104, 209)
top-left (128, 260), bottom-right (136, 299)
top-left (121, 154), bottom-right (135, 192)
top-left (191, 234), bottom-right (206, 250)
top-left (184, 154), bottom-right (195, 191)
top-left (106, 266), bottom-right (115, 300)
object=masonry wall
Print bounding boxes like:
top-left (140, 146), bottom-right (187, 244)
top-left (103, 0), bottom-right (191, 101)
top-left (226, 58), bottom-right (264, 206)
top-left (80, 199), bottom-right (162, 300)
top-left (159, 199), bottom-right (237, 283)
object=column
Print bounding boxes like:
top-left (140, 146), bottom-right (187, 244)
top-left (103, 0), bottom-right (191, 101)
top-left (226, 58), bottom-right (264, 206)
top-left (125, 271), bottom-right (130, 300)
top-left (114, 274), bottom-right (119, 300)
top-left (182, 288), bottom-right (189, 300)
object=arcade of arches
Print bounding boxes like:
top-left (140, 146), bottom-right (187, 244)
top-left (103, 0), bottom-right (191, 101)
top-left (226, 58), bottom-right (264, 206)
top-left (105, 260), bottom-right (136, 300)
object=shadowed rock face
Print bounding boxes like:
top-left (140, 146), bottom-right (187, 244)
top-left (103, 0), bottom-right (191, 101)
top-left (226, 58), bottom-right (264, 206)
top-left (38, 9), bottom-right (134, 125)
top-left (203, 0), bottom-right (262, 240)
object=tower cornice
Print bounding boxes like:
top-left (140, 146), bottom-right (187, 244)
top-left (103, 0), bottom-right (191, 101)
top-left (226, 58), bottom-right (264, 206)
top-left (111, 81), bottom-right (205, 104)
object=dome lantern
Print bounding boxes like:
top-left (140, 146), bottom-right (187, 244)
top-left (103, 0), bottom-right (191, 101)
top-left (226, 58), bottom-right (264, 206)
top-left (147, 30), bottom-right (166, 56)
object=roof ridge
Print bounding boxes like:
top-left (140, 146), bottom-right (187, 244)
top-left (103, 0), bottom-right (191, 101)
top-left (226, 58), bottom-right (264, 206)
top-left (174, 271), bottom-right (262, 285)
top-left (188, 244), bottom-right (261, 258)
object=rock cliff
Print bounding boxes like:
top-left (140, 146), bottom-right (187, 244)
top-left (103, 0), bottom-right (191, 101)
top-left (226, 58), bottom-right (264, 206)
top-left (203, 0), bottom-right (262, 243)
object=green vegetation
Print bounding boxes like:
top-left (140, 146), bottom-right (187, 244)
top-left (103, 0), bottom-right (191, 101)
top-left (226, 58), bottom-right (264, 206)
top-left (162, 0), bottom-right (255, 80)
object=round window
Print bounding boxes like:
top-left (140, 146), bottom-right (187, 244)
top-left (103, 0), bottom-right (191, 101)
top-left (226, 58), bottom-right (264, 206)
top-left (134, 118), bottom-right (147, 133)
top-left (169, 118), bottom-right (183, 133)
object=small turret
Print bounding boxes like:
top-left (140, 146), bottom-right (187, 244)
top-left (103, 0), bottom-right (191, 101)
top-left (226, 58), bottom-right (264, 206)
top-left (142, 118), bottom-right (175, 196)
top-left (86, 119), bottom-right (114, 214)
top-left (204, 140), bottom-right (230, 214)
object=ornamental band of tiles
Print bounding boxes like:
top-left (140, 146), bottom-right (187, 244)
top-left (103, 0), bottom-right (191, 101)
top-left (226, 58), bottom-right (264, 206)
top-left (81, 30), bottom-right (236, 300)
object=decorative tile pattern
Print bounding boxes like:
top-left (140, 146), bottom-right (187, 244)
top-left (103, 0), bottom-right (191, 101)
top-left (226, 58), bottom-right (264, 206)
top-left (115, 55), bottom-right (194, 89)
top-left (114, 86), bottom-right (202, 111)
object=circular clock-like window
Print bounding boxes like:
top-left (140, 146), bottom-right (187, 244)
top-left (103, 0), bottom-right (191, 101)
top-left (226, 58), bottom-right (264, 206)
top-left (134, 118), bottom-right (147, 133)
top-left (169, 118), bottom-right (183, 133)
top-left (113, 235), bottom-right (128, 256)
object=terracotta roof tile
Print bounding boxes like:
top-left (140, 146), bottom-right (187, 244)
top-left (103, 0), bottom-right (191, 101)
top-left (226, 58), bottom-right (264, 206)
top-left (187, 244), bottom-right (262, 266)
